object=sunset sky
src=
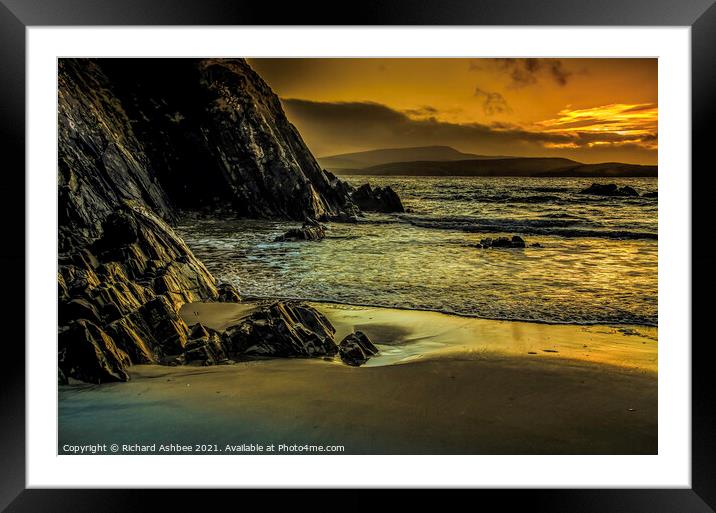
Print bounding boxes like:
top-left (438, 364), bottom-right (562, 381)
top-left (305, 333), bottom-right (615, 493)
top-left (248, 58), bottom-right (657, 165)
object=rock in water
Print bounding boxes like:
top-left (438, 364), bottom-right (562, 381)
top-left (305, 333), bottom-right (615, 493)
top-left (216, 283), bottom-right (241, 303)
top-left (579, 183), bottom-right (639, 197)
top-left (222, 301), bottom-right (337, 358)
top-left (351, 184), bottom-right (405, 213)
top-left (338, 331), bottom-right (379, 366)
top-left (274, 219), bottom-right (326, 242)
top-left (478, 236), bottom-right (527, 249)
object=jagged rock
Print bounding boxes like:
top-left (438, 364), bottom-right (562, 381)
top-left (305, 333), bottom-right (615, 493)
top-left (105, 316), bottom-right (156, 364)
top-left (274, 220), bottom-right (326, 242)
top-left (56, 58), bottom-right (362, 383)
top-left (338, 331), bottom-right (379, 366)
top-left (222, 301), bottom-right (337, 358)
top-left (58, 298), bottom-right (102, 326)
top-left (351, 184), bottom-right (404, 213)
top-left (579, 183), bottom-right (639, 197)
top-left (59, 319), bottom-right (132, 384)
top-left (132, 296), bottom-right (190, 356)
top-left (57, 203), bottom-right (218, 379)
top-left (185, 323), bottom-right (227, 364)
top-left (93, 58), bottom-right (358, 221)
top-left (478, 236), bottom-right (526, 249)
top-left (216, 283), bottom-right (241, 303)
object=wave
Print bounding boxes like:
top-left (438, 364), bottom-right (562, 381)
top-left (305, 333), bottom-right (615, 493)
top-left (241, 294), bottom-right (657, 327)
top-left (417, 192), bottom-right (563, 203)
top-left (409, 191), bottom-right (656, 206)
top-left (399, 215), bottom-right (657, 240)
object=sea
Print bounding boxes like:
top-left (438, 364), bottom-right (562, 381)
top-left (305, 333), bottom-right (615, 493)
top-left (177, 176), bottom-right (657, 326)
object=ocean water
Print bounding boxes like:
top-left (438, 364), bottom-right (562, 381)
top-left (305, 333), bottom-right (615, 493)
top-left (177, 176), bottom-right (657, 326)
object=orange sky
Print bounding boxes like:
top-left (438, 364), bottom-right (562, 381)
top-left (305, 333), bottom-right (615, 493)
top-left (249, 58), bottom-right (657, 165)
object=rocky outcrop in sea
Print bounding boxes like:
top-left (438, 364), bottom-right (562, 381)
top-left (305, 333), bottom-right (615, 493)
top-left (578, 183), bottom-right (639, 197)
top-left (274, 220), bottom-right (327, 242)
top-left (351, 183), bottom-right (405, 213)
top-left (57, 58), bottom-right (383, 384)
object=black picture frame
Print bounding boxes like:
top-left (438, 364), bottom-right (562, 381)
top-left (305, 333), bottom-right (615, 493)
top-left (1, 1), bottom-right (714, 510)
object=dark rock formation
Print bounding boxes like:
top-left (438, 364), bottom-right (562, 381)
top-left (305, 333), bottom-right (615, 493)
top-left (274, 220), bottom-right (326, 242)
top-left (57, 58), bottom-right (367, 383)
top-left (222, 301), bottom-right (337, 358)
top-left (338, 331), bottom-right (379, 366)
top-left (58, 204), bottom-right (218, 383)
top-left (477, 236), bottom-right (526, 249)
top-left (95, 58), bottom-right (359, 221)
top-left (643, 191), bottom-right (658, 198)
top-left (216, 283), bottom-right (241, 303)
top-left (58, 59), bottom-right (175, 250)
top-left (184, 323), bottom-right (228, 365)
top-left (351, 184), bottom-right (405, 213)
top-left (579, 183), bottom-right (639, 197)
top-left (59, 319), bottom-right (131, 384)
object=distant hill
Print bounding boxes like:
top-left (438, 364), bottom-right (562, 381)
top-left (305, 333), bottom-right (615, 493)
top-left (318, 145), bottom-right (509, 170)
top-left (332, 157), bottom-right (657, 178)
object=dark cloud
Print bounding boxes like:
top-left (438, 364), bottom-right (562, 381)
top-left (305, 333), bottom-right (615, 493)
top-left (474, 87), bottom-right (511, 115)
top-left (546, 60), bottom-right (571, 86)
top-left (280, 98), bottom-right (654, 160)
top-left (403, 105), bottom-right (439, 117)
top-left (471, 58), bottom-right (573, 88)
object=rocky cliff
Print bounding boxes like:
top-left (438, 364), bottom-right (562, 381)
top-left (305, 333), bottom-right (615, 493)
top-left (57, 58), bottom-right (363, 384)
top-left (96, 58), bottom-right (357, 221)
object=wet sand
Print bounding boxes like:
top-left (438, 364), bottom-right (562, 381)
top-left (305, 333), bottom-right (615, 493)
top-left (58, 302), bottom-right (657, 455)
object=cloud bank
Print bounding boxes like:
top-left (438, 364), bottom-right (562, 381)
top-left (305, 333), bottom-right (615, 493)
top-left (281, 98), bottom-right (657, 164)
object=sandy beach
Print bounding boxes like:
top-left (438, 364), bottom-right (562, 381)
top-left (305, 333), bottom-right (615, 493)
top-left (58, 301), bottom-right (657, 455)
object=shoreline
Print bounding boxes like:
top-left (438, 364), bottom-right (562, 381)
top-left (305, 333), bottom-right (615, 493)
top-left (58, 299), bottom-right (657, 455)
top-left (179, 300), bottom-right (657, 373)
top-left (238, 294), bottom-right (659, 328)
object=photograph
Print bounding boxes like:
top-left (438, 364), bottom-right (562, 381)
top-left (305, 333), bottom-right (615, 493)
top-left (57, 56), bottom-right (658, 456)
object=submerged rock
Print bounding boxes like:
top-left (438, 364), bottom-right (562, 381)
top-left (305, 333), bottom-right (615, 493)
top-left (643, 191), bottom-right (658, 198)
top-left (274, 219), bottom-right (326, 242)
top-left (579, 183), bottom-right (639, 197)
top-left (351, 184), bottom-right (405, 213)
top-left (222, 301), bottom-right (337, 358)
top-left (338, 331), bottom-right (379, 366)
top-left (478, 236), bottom-right (526, 249)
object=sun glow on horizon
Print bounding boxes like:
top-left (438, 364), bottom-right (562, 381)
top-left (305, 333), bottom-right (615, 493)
top-left (250, 58), bottom-right (658, 164)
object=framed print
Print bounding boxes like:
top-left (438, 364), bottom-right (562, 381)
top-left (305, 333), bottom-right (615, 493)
top-left (2, 0), bottom-right (715, 511)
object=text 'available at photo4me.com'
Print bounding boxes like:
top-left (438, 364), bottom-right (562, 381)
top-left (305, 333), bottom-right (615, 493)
top-left (61, 442), bottom-right (347, 455)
